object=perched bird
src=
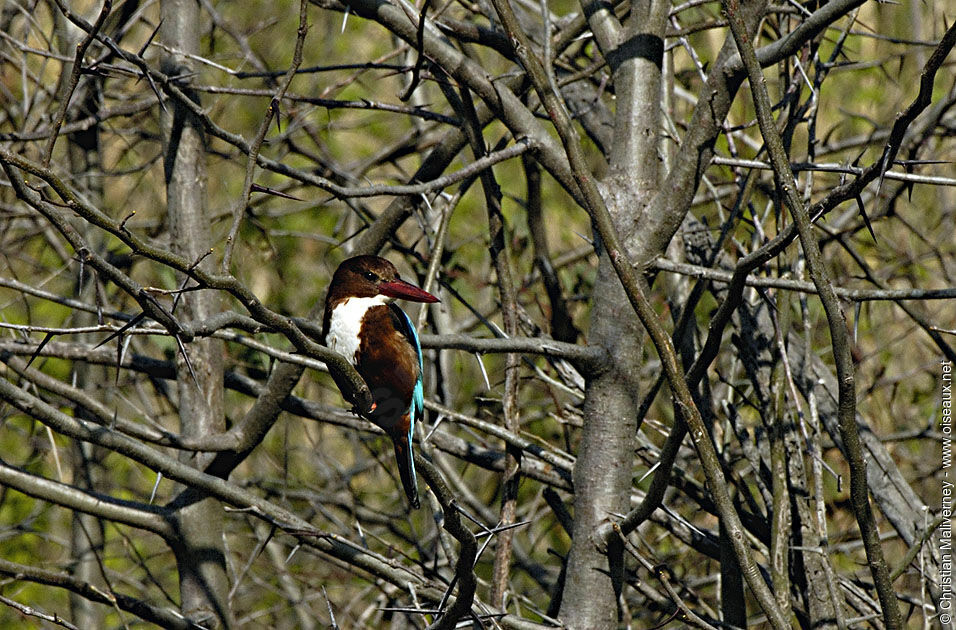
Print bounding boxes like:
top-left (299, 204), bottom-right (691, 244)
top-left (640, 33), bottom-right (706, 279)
top-left (322, 256), bottom-right (439, 509)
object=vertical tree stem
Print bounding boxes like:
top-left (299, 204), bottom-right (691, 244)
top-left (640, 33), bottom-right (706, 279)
top-left (720, 0), bottom-right (902, 626)
top-left (160, 0), bottom-right (231, 626)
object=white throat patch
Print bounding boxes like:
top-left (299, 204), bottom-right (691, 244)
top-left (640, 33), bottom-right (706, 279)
top-left (326, 295), bottom-right (390, 365)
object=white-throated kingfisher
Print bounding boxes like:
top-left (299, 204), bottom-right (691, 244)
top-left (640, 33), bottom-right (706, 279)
top-left (322, 256), bottom-right (439, 509)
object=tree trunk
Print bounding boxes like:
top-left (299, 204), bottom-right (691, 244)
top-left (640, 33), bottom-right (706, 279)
top-left (558, 0), bottom-right (668, 625)
top-left (52, 9), bottom-right (108, 626)
top-left (160, 1), bottom-right (231, 626)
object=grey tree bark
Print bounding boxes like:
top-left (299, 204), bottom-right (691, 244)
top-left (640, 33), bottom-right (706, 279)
top-left (52, 10), bottom-right (108, 627)
top-left (558, 0), bottom-right (777, 625)
top-left (160, 1), bottom-right (231, 626)
top-left (558, 0), bottom-right (669, 626)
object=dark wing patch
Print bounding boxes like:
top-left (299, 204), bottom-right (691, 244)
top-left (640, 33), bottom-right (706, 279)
top-left (388, 303), bottom-right (415, 347)
top-left (356, 305), bottom-right (419, 432)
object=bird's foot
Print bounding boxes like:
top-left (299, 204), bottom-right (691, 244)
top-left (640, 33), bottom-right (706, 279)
top-left (350, 402), bottom-right (377, 416)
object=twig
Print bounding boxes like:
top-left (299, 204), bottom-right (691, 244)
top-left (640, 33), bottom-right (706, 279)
top-left (222, 0), bottom-right (309, 270)
top-left (43, 0), bottom-right (112, 166)
top-left (616, 528), bottom-right (720, 630)
top-left (0, 149), bottom-right (374, 414)
top-left (651, 258), bottom-right (956, 302)
top-left (0, 595), bottom-right (78, 630)
top-left (414, 456), bottom-right (478, 629)
top-left (486, 0), bottom-right (789, 625)
top-left (399, 0), bottom-right (432, 100)
top-left (712, 155), bottom-right (956, 187)
top-left (720, 0), bottom-right (916, 625)
top-left (0, 557), bottom-right (200, 629)
top-left (890, 516), bottom-right (945, 583)
top-left (193, 86), bottom-right (459, 124)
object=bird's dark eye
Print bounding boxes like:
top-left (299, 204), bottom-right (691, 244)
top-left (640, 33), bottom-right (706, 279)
top-left (363, 271), bottom-right (377, 282)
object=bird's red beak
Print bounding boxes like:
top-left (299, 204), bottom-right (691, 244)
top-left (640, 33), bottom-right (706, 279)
top-left (379, 279), bottom-right (440, 303)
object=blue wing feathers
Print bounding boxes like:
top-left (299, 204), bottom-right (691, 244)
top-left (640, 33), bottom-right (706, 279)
top-left (394, 307), bottom-right (423, 490)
